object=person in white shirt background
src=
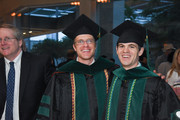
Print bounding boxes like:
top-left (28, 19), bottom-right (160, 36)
top-left (166, 48), bottom-right (180, 99)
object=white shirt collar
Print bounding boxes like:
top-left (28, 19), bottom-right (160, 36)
top-left (137, 62), bottom-right (141, 67)
top-left (76, 57), bottom-right (95, 65)
top-left (4, 50), bottom-right (22, 64)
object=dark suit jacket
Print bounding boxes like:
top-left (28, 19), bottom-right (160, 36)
top-left (0, 52), bottom-right (55, 120)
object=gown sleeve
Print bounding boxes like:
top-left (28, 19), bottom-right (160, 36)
top-left (36, 73), bottom-right (56, 120)
top-left (143, 77), bottom-right (180, 120)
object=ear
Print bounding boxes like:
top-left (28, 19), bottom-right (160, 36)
top-left (138, 47), bottom-right (144, 56)
top-left (18, 39), bottom-right (23, 47)
top-left (73, 44), bottom-right (77, 52)
top-left (94, 42), bottom-right (97, 50)
top-left (116, 46), bottom-right (118, 55)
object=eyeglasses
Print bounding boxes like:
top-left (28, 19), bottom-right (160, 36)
top-left (75, 39), bottom-right (95, 45)
top-left (0, 37), bottom-right (16, 43)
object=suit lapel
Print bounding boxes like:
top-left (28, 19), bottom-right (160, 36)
top-left (19, 52), bottom-right (31, 103)
top-left (0, 58), bottom-right (6, 117)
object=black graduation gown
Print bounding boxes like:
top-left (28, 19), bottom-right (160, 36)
top-left (36, 57), bottom-right (116, 120)
top-left (105, 66), bottom-right (180, 120)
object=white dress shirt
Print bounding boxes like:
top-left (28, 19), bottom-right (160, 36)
top-left (1, 51), bottom-right (22, 120)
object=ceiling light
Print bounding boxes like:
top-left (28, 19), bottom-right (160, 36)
top-left (97, 0), bottom-right (110, 3)
top-left (11, 12), bottom-right (16, 16)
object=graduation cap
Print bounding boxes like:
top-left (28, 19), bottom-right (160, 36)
top-left (62, 14), bottom-right (107, 41)
top-left (111, 20), bottom-right (156, 47)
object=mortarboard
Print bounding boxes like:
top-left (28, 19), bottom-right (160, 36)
top-left (62, 14), bottom-right (107, 41)
top-left (111, 20), bottom-right (156, 47)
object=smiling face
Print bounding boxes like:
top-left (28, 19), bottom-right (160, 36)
top-left (0, 28), bottom-right (22, 61)
top-left (73, 34), bottom-right (96, 65)
top-left (116, 42), bottom-right (144, 70)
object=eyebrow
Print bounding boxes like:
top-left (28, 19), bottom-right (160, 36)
top-left (129, 44), bottom-right (137, 46)
top-left (118, 43), bottom-right (138, 48)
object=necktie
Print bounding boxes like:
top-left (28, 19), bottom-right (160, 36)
top-left (5, 62), bottom-right (15, 120)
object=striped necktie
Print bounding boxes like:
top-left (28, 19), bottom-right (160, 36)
top-left (5, 62), bottom-right (15, 120)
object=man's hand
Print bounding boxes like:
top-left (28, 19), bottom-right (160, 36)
top-left (153, 70), bottom-right (165, 79)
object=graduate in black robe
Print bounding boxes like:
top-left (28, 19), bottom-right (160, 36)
top-left (36, 14), bottom-right (116, 120)
top-left (105, 20), bottom-right (180, 120)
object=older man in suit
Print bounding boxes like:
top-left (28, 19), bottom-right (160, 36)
top-left (0, 24), bottom-right (55, 120)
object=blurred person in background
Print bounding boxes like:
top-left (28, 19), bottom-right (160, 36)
top-left (56, 49), bottom-right (76, 68)
top-left (158, 50), bottom-right (175, 78)
top-left (155, 43), bottom-right (175, 71)
top-left (166, 48), bottom-right (180, 99)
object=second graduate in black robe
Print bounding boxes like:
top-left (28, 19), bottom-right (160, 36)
top-left (105, 20), bottom-right (180, 120)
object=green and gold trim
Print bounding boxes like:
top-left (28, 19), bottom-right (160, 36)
top-left (104, 69), bottom-right (109, 94)
top-left (70, 73), bottom-right (76, 120)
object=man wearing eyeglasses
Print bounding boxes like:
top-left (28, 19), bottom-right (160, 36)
top-left (36, 14), bottom-right (116, 120)
top-left (0, 24), bottom-right (55, 120)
